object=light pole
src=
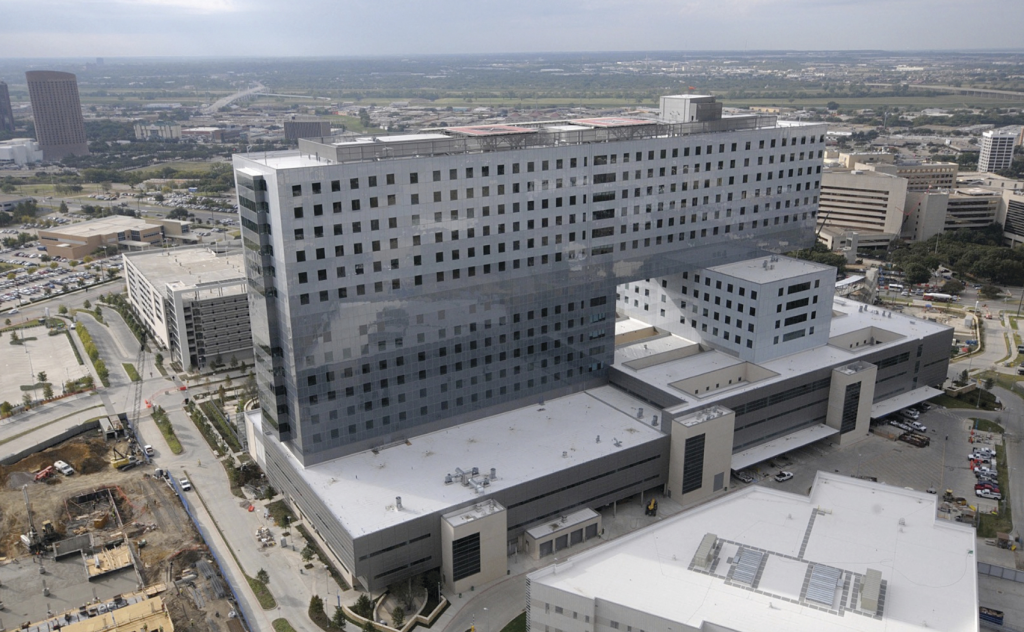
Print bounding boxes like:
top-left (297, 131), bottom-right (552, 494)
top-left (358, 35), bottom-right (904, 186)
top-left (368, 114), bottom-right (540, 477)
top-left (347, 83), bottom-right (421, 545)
top-left (967, 300), bottom-right (979, 380)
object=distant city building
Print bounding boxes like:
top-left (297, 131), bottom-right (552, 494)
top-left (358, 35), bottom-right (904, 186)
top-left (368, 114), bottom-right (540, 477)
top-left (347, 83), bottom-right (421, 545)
top-left (0, 194), bottom-right (35, 213)
top-left (0, 138), bottom-right (43, 165)
top-left (181, 127), bottom-right (223, 142)
top-left (978, 128), bottom-right (1018, 173)
top-left (284, 119), bottom-right (332, 142)
top-left (134, 122), bottom-right (182, 141)
top-left (123, 247), bottom-right (251, 369)
top-left (37, 215), bottom-right (190, 259)
top-left (25, 70), bottom-right (89, 161)
top-left (527, 473), bottom-right (978, 632)
top-left (0, 81), bottom-right (14, 133)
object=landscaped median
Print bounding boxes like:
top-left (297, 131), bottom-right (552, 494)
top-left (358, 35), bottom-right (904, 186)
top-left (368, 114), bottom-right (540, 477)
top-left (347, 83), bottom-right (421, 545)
top-left (151, 405), bottom-right (183, 454)
top-left (75, 321), bottom-right (110, 386)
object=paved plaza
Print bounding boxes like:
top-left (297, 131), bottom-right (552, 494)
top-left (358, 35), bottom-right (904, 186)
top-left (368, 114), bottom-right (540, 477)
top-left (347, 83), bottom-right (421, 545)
top-left (0, 325), bottom-right (91, 405)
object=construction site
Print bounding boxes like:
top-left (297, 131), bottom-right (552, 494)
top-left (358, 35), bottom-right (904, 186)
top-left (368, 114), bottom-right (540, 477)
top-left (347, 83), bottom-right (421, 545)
top-left (0, 432), bottom-right (244, 632)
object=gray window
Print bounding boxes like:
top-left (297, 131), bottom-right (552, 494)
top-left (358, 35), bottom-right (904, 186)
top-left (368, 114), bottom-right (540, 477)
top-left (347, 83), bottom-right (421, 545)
top-left (682, 433), bottom-right (706, 494)
top-left (451, 532), bottom-right (480, 581)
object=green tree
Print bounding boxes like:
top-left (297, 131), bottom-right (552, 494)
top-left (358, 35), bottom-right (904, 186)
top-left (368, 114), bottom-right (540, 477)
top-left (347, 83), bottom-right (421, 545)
top-left (301, 544), bottom-right (316, 563)
top-left (902, 263), bottom-right (931, 285)
top-left (256, 568), bottom-right (270, 585)
top-left (362, 620), bottom-right (375, 632)
top-left (980, 284), bottom-right (1003, 300)
top-left (58, 201), bottom-right (68, 213)
top-left (83, 299), bottom-right (91, 309)
top-left (0, 401), bottom-right (12, 417)
top-left (392, 606), bottom-right (405, 628)
top-left (43, 383), bottom-right (54, 399)
top-left (10, 330), bottom-right (18, 342)
top-left (353, 594), bottom-right (374, 618)
top-left (358, 108), bottom-right (371, 128)
top-left (332, 606), bottom-right (347, 630)
top-left (37, 371), bottom-right (47, 383)
top-left (155, 352), bottom-right (164, 366)
top-left (22, 392), bottom-right (31, 407)
top-left (940, 280), bottom-right (964, 295)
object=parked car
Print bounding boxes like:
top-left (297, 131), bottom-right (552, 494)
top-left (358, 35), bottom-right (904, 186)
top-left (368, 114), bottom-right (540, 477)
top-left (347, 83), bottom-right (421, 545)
top-left (972, 447), bottom-right (995, 458)
top-left (976, 488), bottom-right (1002, 500)
top-left (919, 402), bottom-right (933, 411)
top-left (143, 444), bottom-right (155, 456)
top-left (774, 471), bottom-right (794, 482)
top-left (53, 460), bottom-right (74, 476)
top-left (734, 470), bottom-right (755, 484)
top-left (910, 421), bottom-right (927, 432)
top-left (975, 483), bottom-right (1000, 494)
top-left (974, 466), bottom-right (998, 477)
top-left (899, 408), bottom-right (920, 420)
top-left (179, 478), bottom-right (192, 491)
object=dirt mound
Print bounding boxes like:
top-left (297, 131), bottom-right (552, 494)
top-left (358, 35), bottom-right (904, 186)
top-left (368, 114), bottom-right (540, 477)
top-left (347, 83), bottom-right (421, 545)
top-left (0, 436), bottom-right (111, 485)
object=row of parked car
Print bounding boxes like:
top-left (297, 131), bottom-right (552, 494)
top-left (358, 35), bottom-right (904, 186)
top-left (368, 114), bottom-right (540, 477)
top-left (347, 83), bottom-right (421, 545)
top-left (971, 447), bottom-right (1002, 499)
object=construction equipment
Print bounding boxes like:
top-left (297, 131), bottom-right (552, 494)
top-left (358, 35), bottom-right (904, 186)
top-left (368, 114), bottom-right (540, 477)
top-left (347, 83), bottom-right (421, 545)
top-left (34, 466), bottom-right (55, 481)
top-left (20, 485), bottom-right (57, 553)
top-left (121, 332), bottom-right (149, 462)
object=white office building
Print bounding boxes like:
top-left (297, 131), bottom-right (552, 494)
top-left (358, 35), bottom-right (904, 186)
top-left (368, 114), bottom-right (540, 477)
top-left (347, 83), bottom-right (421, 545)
top-left (123, 247), bottom-right (251, 369)
top-left (978, 128), bottom-right (1018, 174)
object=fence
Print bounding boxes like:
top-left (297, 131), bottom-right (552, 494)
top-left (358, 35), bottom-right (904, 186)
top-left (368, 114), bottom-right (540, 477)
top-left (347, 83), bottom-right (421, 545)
top-left (170, 474), bottom-right (256, 632)
top-left (979, 561), bottom-right (1024, 583)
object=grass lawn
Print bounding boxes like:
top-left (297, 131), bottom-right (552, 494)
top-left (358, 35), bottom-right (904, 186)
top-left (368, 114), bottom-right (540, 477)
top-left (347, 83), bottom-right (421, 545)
top-left (933, 390), bottom-right (1000, 411)
top-left (324, 114), bottom-right (384, 134)
top-left (129, 160), bottom-right (225, 175)
top-left (122, 362), bottom-right (141, 382)
top-left (266, 499), bottom-right (296, 527)
top-left (1011, 317), bottom-right (1020, 331)
top-left (971, 418), bottom-right (1005, 434)
top-left (272, 620), bottom-right (298, 632)
top-left (500, 613), bottom-right (527, 632)
top-left (246, 574), bottom-right (277, 609)
top-left (152, 407), bottom-right (183, 454)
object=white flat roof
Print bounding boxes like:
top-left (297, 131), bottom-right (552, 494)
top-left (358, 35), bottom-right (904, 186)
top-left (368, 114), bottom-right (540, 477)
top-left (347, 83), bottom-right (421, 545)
top-left (623, 298), bottom-right (951, 417)
top-left (124, 247), bottom-right (245, 290)
top-left (270, 386), bottom-right (665, 536)
top-left (708, 255), bottom-right (833, 284)
top-left (730, 424), bottom-right (838, 471)
top-left (530, 472), bottom-right (978, 632)
top-left (870, 386), bottom-right (943, 419)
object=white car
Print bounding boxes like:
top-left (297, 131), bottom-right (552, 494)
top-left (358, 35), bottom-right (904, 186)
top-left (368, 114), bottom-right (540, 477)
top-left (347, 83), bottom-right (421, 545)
top-left (144, 444), bottom-right (155, 456)
top-left (774, 471), bottom-right (794, 482)
top-left (976, 488), bottom-right (1002, 500)
top-left (974, 466), bottom-right (998, 477)
top-left (179, 478), bottom-right (192, 491)
top-left (899, 408), bottom-right (920, 420)
top-left (972, 447), bottom-right (996, 458)
top-left (910, 421), bottom-right (927, 432)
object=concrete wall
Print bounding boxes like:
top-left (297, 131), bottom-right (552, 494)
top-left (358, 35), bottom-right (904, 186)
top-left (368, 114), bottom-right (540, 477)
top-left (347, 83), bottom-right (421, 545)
top-left (441, 501), bottom-right (507, 594)
top-left (825, 363), bottom-right (877, 446)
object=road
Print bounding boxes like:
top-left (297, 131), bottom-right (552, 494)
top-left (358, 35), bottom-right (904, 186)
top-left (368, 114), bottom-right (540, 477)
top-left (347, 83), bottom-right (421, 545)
top-left (204, 83), bottom-right (265, 114)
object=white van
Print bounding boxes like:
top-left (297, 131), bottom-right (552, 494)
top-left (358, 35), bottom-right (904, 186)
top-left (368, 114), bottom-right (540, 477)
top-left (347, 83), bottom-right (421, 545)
top-left (54, 460), bottom-right (75, 476)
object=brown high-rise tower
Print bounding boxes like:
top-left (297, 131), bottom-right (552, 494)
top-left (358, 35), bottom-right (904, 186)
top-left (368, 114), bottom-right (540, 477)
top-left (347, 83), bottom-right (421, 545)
top-left (25, 70), bottom-right (89, 161)
top-left (0, 81), bottom-right (14, 133)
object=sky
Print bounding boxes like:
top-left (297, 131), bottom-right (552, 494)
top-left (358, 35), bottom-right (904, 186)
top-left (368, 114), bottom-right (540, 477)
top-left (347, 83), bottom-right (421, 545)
top-left (2, 0), bottom-right (1023, 58)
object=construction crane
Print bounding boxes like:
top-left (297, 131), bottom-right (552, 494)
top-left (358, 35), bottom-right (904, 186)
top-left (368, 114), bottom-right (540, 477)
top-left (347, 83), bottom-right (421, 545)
top-left (122, 332), bottom-right (148, 463)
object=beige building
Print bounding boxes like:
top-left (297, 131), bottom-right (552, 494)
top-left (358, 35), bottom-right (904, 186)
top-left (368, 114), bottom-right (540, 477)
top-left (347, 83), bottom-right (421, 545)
top-left (38, 215), bottom-right (191, 259)
top-left (869, 160), bottom-right (958, 191)
top-left (946, 188), bottom-right (1001, 231)
top-left (818, 169), bottom-right (907, 239)
top-left (440, 499), bottom-right (507, 594)
top-left (25, 70), bottom-right (89, 161)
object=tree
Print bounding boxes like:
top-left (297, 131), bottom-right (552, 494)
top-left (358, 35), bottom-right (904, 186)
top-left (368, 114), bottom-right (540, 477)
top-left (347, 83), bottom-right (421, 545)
top-left (10, 330), bottom-right (17, 342)
top-left (58, 201), bottom-right (68, 213)
top-left (301, 544), bottom-right (316, 563)
top-left (0, 401), bottom-right (12, 417)
top-left (902, 263), bottom-right (931, 285)
top-left (362, 620), bottom-right (376, 632)
top-left (230, 355), bottom-right (239, 368)
top-left (826, 101), bottom-right (840, 111)
top-left (332, 606), bottom-right (348, 630)
top-left (38, 371), bottom-right (47, 383)
top-left (256, 568), bottom-right (269, 585)
top-left (940, 280), bottom-right (964, 295)
top-left (154, 352), bottom-right (164, 366)
top-left (980, 284), bottom-right (1003, 300)
top-left (43, 383), bottom-right (54, 399)
top-left (22, 392), bottom-right (31, 407)
top-left (353, 594), bottom-right (374, 618)
top-left (980, 376), bottom-right (995, 408)
top-left (392, 606), bottom-right (405, 628)
top-left (3, 318), bottom-right (8, 327)
top-left (83, 299), bottom-right (91, 309)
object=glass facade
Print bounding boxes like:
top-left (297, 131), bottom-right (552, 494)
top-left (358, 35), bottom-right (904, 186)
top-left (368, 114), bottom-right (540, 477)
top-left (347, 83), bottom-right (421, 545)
top-left (236, 122), bottom-right (827, 465)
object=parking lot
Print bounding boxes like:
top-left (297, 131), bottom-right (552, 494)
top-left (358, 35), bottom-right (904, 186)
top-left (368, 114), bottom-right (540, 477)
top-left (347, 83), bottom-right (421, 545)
top-left (740, 403), bottom-right (1002, 519)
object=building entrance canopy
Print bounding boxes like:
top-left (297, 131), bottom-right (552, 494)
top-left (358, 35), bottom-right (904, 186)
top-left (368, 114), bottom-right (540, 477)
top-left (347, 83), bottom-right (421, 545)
top-left (869, 386), bottom-right (943, 419)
